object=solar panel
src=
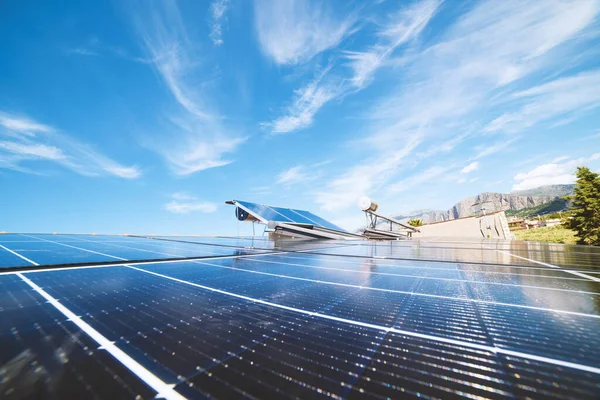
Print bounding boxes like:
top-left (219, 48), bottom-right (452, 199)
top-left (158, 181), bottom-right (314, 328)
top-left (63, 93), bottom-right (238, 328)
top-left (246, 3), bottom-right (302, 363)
top-left (234, 200), bottom-right (346, 231)
top-left (1, 233), bottom-right (600, 399)
top-left (0, 234), bottom-right (268, 270)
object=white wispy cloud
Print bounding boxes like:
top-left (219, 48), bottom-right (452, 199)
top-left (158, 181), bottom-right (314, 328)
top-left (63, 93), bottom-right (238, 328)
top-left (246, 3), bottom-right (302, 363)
top-left (470, 138), bottom-right (518, 160)
top-left (552, 156), bottom-right (570, 163)
top-left (512, 152), bottom-right (600, 191)
top-left (345, 0), bottom-right (441, 89)
top-left (0, 112), bottom-right (141, 178)
top-left (580, 131), bottom-right (600, 141)
top-left (0, 142), bottom-right (65, 160)
top-left (456, 161), bottom-right (479, 183)
top-left (209, 0), bottom-right (231, 46)
top-left (484, 179), bottom-right (504, 189)
top-left (67, 47), bottom-right (99, 56)
top-left (315, 133), bottom-right (422, 211)
top-left (164, 193), bottom-right (218, 214)
top-left (249, 185), bottom-right (272, 196)
top-left (160, 128), bottom-right (247, 175)
top-left (460, 161), bottom-right (479, 174)
top-left (275, 160), bottom-right (333, 186)
top-left (101, 165), bottom-right (141, 179)
top-left (414, 131), bottom-right (474, 161)
top-left (131, 0), bottom-right (246, 175)
top-left (171, 191), bottom-right (195, 201)
top-left (267, 66), bottom-right (338, 133)
top-left (134, 3), bottom-right (207, 120)
top-left (485, 70), bottom-right (600, 133)
top-left (253, 0), bottom-right (356, 65)
top-left (457, 176), bottom-right (479, 184)
top-left (264, 0), bottom-right (440, 135)
top-left (0, 113), bottom-right (53, 135)
top-left (373, 0), bottom-right (598, 128)
top-left (314, 0), bottom-right (598, 216)
top-left (165, 201), bottom-right (218, 214)
top-left (276, 165), bottom-right (310, 185)
top-left (388, 165), bottom-right (447, 193)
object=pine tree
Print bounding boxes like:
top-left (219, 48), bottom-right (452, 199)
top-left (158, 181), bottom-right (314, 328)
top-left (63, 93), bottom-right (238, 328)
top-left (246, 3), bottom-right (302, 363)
top-left (568, 167), bottom-right (600, 246)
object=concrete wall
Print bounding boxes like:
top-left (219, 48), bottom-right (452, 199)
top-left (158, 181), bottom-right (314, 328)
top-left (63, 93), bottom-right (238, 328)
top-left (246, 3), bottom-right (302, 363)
top-left (413, 211), bottom-right (512, 239)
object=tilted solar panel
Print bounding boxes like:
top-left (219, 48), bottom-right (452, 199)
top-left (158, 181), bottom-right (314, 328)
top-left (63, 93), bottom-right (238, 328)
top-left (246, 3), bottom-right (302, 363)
top-left (291, 208), bottom-right (345, 231)
top-left (234, 200), bottom-right (346, 232)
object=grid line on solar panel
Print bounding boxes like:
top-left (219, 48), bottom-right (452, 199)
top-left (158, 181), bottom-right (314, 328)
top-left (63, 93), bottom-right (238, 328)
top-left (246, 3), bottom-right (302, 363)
top-left (336, 274), bottom-right (428, 398)
top-left (46, 233), bottom-right (600, 279)
top-left (68, 233), bottom-right (600, 279)
top-left (122, 264), bottom-right (600, 375)
top-left (264, 252), bottom-right (600, 281)
top-left (22, 266), bottom-right (592, 400)
top-left (0, 274), bottom-right (159, 399)
top-left (149, 235), bottom-right (360, 254)
top-left (171, 260), bottom-right (600, 319)
top-left (134, 260), bottom-right (600, 364)
top-left (0, 243), bottom-right (40, 266)
top-left (232, 255), bottom-right (600, 294)
top-left (490, 247), bottom-right (600, 282)
top-left (17, 266), bottom-right (592, 368)
top-left (0, 322), bottom-right (158, 399)
top-left (272, 261), bottom-right (596, 295)
top-left (20, 234), bottom-right (128, 261)
top-left (0, 234), bottom-right (287, 270)
top-left (3, 239), bottom-right (600, 321)
top-left (8, 253), bottom-right (600, 396)
top-left (0, 239), bottom-right (120, 267)
top-left (2, 236), bottom-right (596, 298)
top-left (342, 239), bottom-right (600, 269)
top-left (16, 272), bottom-right (186, 400)
top-left (307, 245), bottom-right (600, 275)
top-left (0, 251), bottom-right (298, 277)
top-left (23, 236), bottom-right (599, 295)
top-left (3, 235), bottom-right (600, 398)
top-left (60, 234), bottom-right (255, 259)
top-left (178, 330), bottom-right (515, 399)
top-left (22, 269), bottom-right (359, 382)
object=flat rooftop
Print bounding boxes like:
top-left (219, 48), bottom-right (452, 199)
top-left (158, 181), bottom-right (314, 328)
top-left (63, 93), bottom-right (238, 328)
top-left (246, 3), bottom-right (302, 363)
top-left (1, 233), bottom-right (599, 399)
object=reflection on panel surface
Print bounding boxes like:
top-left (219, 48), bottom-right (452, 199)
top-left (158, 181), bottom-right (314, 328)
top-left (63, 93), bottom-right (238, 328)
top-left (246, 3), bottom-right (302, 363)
top-left (1, 234), bottom-right (600, 398)
top-left (0, 274), bottom-right (156, 399)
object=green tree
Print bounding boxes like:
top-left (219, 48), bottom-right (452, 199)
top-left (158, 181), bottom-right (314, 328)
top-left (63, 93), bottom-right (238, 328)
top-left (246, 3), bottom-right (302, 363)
top-left (408, 218), bottom-right (423, 227)
top-left (568, 166), bottom-right (600, 245)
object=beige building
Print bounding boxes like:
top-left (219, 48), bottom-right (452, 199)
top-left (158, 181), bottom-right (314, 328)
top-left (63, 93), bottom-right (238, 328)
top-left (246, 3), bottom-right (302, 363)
top-left (413, 210), bottom-right (513, 240)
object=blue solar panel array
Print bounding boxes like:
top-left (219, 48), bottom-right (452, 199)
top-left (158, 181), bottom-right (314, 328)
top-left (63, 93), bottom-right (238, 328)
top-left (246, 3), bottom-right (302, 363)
top-left (234, 200), bottom-right (346, 232)
top-left (1, 233), bottom-right (600, 399)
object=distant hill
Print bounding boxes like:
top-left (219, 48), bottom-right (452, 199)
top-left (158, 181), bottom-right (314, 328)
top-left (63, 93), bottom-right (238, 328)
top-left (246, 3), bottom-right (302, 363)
top-left (511, 184), bottom-right (574, 198)
top-left (393, 209), bottom-right (449, 224)
top-left (394, 184), bottom-right (574, 223)
top-left (504, 198), bottom-right (569, 218)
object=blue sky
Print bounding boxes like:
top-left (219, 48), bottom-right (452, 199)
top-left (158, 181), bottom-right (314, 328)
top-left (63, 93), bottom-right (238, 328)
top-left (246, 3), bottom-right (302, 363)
top-left (1, 0), bottom-right (600, 235)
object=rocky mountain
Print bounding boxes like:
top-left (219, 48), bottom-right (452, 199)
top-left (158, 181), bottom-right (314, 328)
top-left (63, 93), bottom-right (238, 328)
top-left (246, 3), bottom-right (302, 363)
top-left (511, 184), bottom-right (574, 198)
top-left (394, 209), bottom-right (450, 224)
top-left (395, 185), bottom-right (574, 223)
